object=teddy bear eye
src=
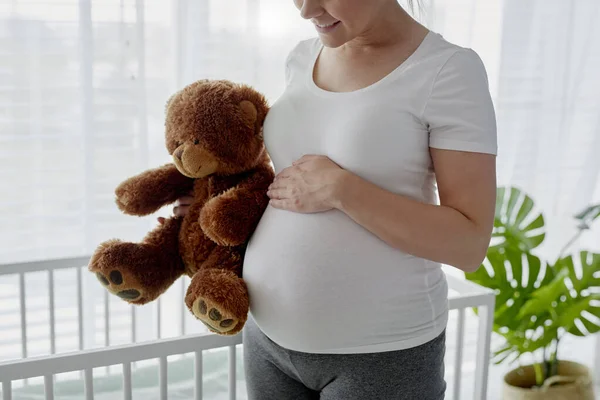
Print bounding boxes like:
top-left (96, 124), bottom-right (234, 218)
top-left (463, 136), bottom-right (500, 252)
top-left (194, 139), bottom-right (199, 145)
top-left (175, 141), bottom-right (181, 147)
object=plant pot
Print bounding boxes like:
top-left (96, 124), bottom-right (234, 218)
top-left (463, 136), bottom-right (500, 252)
top-left (503, 360), bottom-right (595, 400)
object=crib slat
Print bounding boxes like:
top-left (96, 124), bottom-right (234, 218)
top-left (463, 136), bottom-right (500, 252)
top-left (19, 273), bottom-right (27, 359)
top-left (159, 356), bottom-right (168, 399)
top-left (104, 290), bottom-right (110, 346)
top-left (157, 298), bottom-right (162, 338)
top-left (229, 345), bottom-right (236, 400)
top-left (44, 375), bottom-right (54, 400)
top-left (180, 278), bottom-right (186, 335)
top-left (453, 308), bottom-right (466, 400)
top-left (49, 270), bottom-right (56, 354)
top-left (123, 362), bottom-right (132, 400)
top-left (104, 290), bottom-right (111, 375)
top-left (84, 368), bottom-right (94, 400)
top-left (131, 305), bottom-right (137, 343)
top-left (194, 351), bottom-right (203, 400)
top-left (77, 266), bottom-right (84, 350)
top-left (2, 381), bottom-right (12, 400)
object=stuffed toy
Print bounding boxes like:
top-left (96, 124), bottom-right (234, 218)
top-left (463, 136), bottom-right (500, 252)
top-left (88, 79), bottom-right (274, 336)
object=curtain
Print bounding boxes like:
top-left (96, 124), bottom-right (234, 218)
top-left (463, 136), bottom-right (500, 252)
top-left (3, 0), bottom-right (597, 266)
top-left (0, 0), bottom-right (176, 263)
top-left (494, 0), bottom-right (600, 259)
top-left (0, 0), bottom-right (316, 264)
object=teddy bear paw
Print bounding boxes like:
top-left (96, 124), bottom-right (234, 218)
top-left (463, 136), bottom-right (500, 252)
top-left (89, 241), bottom-right (149, 305)
top-left (94, 269), bottom-right (147, 304)
top-left (192, 296), bottom-right (240, 334)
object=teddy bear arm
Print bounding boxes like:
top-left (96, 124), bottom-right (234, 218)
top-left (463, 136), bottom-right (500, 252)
top-left (200, 167), bottom-right (273, 246)
top-left (115, 163), bottom-right (195, 216)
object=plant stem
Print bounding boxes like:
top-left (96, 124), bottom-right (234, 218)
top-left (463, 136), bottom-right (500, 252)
top-left (550, 338), bottom-right (560, 376)
top-left (545, 345), bottom-right (551, 380)
top-left (558, 229), bottom-right (583, 260)
top-left (533, 362), bottom-right (544, 386)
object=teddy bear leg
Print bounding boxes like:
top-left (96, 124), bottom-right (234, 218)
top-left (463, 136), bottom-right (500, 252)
top-left (185, 246), bottom-right (249, 335)
top-left (89, 217), bottom-right (185, 305)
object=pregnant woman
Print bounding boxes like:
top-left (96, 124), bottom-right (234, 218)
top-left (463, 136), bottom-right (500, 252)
top-left (175, 0), bottom-right (497, 398)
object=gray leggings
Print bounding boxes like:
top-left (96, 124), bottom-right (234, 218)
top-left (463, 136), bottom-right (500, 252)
top-left (242, 314), bottom-right (446, 400)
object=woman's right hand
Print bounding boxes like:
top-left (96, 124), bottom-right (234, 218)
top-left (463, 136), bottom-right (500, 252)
top-left (158, 194), bottom-right (194, 224)
top-left (173, 195), bottom-right (194, 217)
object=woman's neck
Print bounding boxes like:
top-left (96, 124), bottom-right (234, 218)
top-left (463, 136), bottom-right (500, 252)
top-left (342, 3), bottom-right (427, 55)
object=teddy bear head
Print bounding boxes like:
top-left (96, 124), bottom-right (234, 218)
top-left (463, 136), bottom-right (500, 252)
top-left (165, 79), bottom-right (270, 178)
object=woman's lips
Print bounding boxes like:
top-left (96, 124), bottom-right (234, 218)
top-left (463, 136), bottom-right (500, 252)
top-left (314, 20), bottom-right (341, 34)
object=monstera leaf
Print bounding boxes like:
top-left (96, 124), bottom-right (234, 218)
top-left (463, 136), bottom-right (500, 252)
top-left (495, 318), bottom-right (560, 364)
top-left (492, 187), bottom-right (545, 251)
top-left (516, 268), bottom-right (569, 320)
top-left (552, 251), bottom-right (600, 336)
top-left (480, 251), bottom-right (600, 364)
top-left (466, 247), bottom-right (552, 331)
top-left (466, 246), bottom-right (560, 364)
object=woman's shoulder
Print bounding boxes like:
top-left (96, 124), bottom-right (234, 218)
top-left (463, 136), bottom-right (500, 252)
top-left (286, 37), bottom-right (321, 63)
top-left (424, 32), bottom-right (486, 74)
top-left (283, 37), bottom-right (322, 85)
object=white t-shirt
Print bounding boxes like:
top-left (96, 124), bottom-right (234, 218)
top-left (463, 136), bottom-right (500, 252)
top-left (242, 31), bottom-right (497, 354)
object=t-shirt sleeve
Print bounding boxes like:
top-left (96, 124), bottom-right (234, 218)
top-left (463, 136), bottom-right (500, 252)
top-left (284, 46), bottom-right (295, 86)
top-left (284, 40), bottom-right (308, 87)
top-left (284, 38), bottom-right (320, 87)
top-left (423, 48), bottom-right (498, 155)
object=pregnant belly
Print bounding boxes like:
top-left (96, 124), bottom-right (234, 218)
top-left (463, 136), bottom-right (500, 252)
top-left (242, 206), bottom-right (445, 351)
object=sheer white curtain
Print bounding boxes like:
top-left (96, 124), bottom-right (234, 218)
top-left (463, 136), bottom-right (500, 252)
top-left (0, 0), bottom-right (314, 264)
top-left (492, 0), bottom-right (600, 260)
top-left (0, 0), bottom-right (178, 263)
top-left (2, 0), bottom-right (599, 270)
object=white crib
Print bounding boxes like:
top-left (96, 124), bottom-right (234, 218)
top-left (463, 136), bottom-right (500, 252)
top-left (0, 257), bottom-right (495, 400)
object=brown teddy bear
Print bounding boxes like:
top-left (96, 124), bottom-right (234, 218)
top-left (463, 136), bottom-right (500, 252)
top-left (88, 79), bottom-right (274, 336)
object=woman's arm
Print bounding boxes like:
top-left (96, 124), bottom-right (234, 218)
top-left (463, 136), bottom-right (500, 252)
top-left (268, 150), bottom-right (496, 273)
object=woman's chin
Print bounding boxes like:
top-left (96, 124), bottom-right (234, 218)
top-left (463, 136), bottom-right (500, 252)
top-left (318, 34), bottom-right (347, 49)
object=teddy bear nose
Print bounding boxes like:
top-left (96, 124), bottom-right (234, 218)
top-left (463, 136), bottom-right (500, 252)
top-left (174, 147), bottom-right (184, 160)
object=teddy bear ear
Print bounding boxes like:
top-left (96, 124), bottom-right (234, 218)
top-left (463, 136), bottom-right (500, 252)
top-left (239, 100), bottom-right (258, 129)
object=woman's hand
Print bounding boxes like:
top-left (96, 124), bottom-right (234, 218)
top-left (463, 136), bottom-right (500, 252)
top-left (267, 155), bottom-right (348, 213)
top-left (157, 194), bottom-right (194, 224)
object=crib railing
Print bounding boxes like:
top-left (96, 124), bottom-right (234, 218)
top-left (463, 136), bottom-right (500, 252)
top-left (1, 334), bottom-right (241, 400)
top-left (0, 256), bottom-right (495, 400)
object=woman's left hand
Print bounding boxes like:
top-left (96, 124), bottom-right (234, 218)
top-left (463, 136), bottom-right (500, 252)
top-left (267, 155), bottom-right (347, 213)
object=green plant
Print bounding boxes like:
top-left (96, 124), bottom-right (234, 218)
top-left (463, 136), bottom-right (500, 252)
top-left (466, 186), bottom-right (600, 386)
